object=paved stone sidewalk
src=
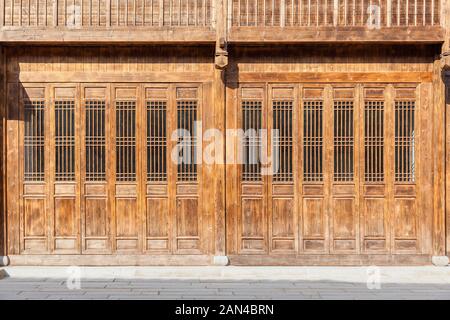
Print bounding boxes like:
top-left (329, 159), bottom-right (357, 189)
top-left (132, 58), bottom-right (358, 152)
top-left (0, 266), bottom-right (449, 300)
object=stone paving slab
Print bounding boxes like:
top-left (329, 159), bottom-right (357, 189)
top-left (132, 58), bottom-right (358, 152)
top-left (1, 266), bottom-right (450, 300)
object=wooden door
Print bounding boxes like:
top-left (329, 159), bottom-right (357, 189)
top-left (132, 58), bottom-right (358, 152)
top-left (14, 82), bottom-right (209, 257)
top-left (81, 84), bottom-right (112, 253)
top-left (226, 82), bottom-right (430, 259)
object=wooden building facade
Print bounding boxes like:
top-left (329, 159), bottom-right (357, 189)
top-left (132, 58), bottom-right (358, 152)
top-left (0, 0), bottom-right (449, 265)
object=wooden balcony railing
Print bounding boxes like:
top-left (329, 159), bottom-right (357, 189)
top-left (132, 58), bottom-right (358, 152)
top-left (1, 0), bottom-right (212, 27)
top-left (0, 0), bottom-right (444, 42)
top-left (229, 0), bottom-right (440, 27)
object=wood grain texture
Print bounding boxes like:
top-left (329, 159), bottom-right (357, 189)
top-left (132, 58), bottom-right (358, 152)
top-left (1, 38), bottom-right (448, 264)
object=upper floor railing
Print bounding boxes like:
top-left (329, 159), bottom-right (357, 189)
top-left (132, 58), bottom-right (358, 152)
top-left (0, 0), bottom-right (444, 42)
top-left (1, 0), bottom-right (212, 27)
top-left (229, 0), bottom-right (440, 27)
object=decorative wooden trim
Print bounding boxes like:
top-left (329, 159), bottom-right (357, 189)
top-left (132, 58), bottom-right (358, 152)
top-left (228, 254), bottom-right (432, 266)
top-left (0, 28), bottom-right (216, 43)
top-left (9, 72), bottom-right (215, 83)
top-left (8, 254), bottom-right (212, 265)
top-left (228, 27), bottom-right (445, 43)
top-left (7, 253), bottom-right (433, 265)
top-left (232, 72), bottom-right (432, 83)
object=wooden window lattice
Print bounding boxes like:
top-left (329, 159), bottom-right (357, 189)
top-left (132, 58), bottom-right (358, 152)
top-left (273, 100), bottom-right (293, 182)
top-left (116, 100), bottom-right (136, 182)
top-left (24, 100), bottom-right (45, 182)
top-left (242, 100), bottom-right (262, 182)
top-left (55, 100), bottom-right (75, 182)
top-left (85, 100), bottom-right (106, 182)
top-left (303, 100), bottom-right (323, 182)
top-left (333, 100), bottom-right (354, 182)
top-left (395, 100), bottom-right (415, 182)
top-left (364, 100), bottom-right (384, 182)
top-left (147, 101), bottom-right (167, 182)
top-left (177, 100), bottom-right (197, 182)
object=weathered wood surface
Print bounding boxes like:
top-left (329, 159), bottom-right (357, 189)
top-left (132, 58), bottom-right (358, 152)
top-left (2, 43), bottom-right (448, 264)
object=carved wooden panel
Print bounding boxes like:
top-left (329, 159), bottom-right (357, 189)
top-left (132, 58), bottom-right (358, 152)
top-left (330, 87), bottom-right (358, 254)
top-left (174, 85), bottom-right (203, 254)
top-left (51, 85), bottom-right (80, 253)
top-left (81, 84), bottom-right (111, 253)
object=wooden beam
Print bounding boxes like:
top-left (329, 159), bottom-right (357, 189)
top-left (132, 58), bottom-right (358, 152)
top-left (232, 72), bottom-right (433, 83)
top-left (8, 254), bottom-right (212, 265)
top-left (228, 26), bottom-right (445, 43)
top-left (0, 27), bottom-right (216, 43)
top-left (9, 71), bottom-right (215, 83)
top-left (228, 254), bottom-right (432, 265)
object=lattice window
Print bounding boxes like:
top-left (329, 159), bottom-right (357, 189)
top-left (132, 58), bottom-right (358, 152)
top-left (242, 100), bottom-right (262, 182)
top-left (334, 100), bottom-right (354, 182)
top-left (24, 100), bottom-right (45, 181)
top-left (273, 100), bottom-right (293, 182)
top-left (147, 101), bottom-right (167, 182)
top-left (364, 101), bottom-right (384, 182)
top-left (55, 100), bottom-right (75, 181)
top-left (177, 100), bottom-right (197, 182)
top-left (303, 100), bottom-right (323, 182)
top-left (116, 100), bottom-right (136, 182)
top-left (85, 100), bottom-right (106, 182)
top-left (395, 100), bottom-right (415, 182)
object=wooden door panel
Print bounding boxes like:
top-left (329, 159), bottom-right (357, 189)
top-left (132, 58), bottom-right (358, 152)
top-left (24, 199), bottom-right (46, 237)
top-left (363, 199), bottom-right (386, 237)
top-left (112, 84), bottom-right (141, 253)
top-left (237, 85), bottom-right (268, 254)
top-left (81, 84), bottom-right (111, 253)
top-left (391, 86), bottom-right (420, 254)
top-left (23, 198), bottom-right (47, 252)
top-left (51, 84), bottom-right (80, 253)
top-left (360, 86), bottom-right (390, 253)
top-left (332, 198), bottom-right (356, 240)
top-left (13, 80), bottom-right (212, 258)
top-left (330, 86), bottom-right (359, 254)
top-left (144, 85), bottom-right (171, 253)
top-left (54, 198), bottom-right (77, 237)
top-left (19, 85), bottom-right (49, 254)
top-left (301, 86), bottom-right (328, 253)
top-left (241, 197), bottom-right (266, 252)
top-left (268, 85), bottom-right (297, 253)
top-left (85, 198), bottom-right (108, 237)
top-left (302, 198), bottom-right (325, 238)
top-left (146, 198), bottom-right (169, 251)
top-left (173, 85), bottom-right (203, 254)
top-left (271, 198), bottom-right (295, 251)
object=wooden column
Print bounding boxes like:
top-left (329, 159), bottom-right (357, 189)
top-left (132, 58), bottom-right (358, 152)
top-left (213, 0), bottom-right (227, 262)
top-left (433, 55), bottom-right (445, 257)
top-left (442, 0), bottom-right (450, 258)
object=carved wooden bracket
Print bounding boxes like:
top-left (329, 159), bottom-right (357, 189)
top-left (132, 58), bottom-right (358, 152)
top-left (215, 36), bottom-right (228, 70)
top-left (215, 49), bottom-right (228, 70)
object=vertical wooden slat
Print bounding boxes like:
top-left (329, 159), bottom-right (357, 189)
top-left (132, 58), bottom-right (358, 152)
top-left (333, 0), bottom-right (337, 25)
top-left (159, 0), bottom-right (163, 24)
